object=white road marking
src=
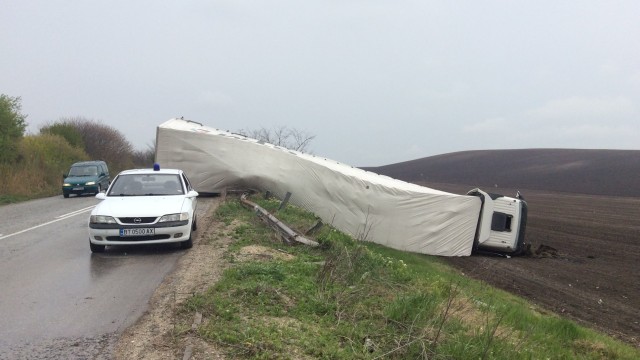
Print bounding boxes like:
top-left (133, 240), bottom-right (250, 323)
top-left (0, 205), bottom-right (96, 241)
top-left (55, 206), bottom-right (95, 219)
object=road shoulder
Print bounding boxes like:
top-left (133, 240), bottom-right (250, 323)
top-left (115, 196), bottom-right (228, 359)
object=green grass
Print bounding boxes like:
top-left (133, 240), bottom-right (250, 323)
top-left (0, 194), bottom-right (31, 205)
top-left (181, 196), bottom-right (640, 359)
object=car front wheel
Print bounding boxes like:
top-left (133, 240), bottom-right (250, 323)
top-left (180, 227), bottom-right (193, 249)
top-left (90, 241), bottom-right (105, 253)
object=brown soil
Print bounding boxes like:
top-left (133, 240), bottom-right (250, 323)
top-left (364, 149), bottom-right (640, 197)
top-left (427, 183), bottom-right (640, 348)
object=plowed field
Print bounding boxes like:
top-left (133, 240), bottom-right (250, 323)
top-left (424, 183), bottom-right (640, 347)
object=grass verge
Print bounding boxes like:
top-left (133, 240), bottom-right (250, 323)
top-left (179, 195), bottom-right (639, 359)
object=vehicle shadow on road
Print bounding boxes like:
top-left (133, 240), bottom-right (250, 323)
top-left (89, 244), bottom-right (188, 280)
top-left (90, 243), bottom-right (187, 256)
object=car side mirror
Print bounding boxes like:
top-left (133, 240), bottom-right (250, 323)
top-left (100, 173), bottom-right (105, 177)
top-left (186, 190), bottom-right (199, 198)
top-left (95, 193), bottom-right (107, 200)
top-left (62, 173), bottom-right (67, 179)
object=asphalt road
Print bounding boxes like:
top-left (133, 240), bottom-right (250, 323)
top-left (0, 194), bottom-right (213, 359)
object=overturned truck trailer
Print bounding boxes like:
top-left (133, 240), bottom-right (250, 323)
top-left (156, 118), bottom-right (527, 257)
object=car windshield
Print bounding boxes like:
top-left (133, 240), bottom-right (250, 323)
top-left (107, 174), bottom-right (184, 196)
top-left (69, 166), bottom-right (98, 177)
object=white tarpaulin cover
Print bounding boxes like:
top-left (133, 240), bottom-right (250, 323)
top-left (156, 118), bottom-right (482, 256)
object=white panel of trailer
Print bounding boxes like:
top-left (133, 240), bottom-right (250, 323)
top-left (156, 118), bottom-right (481, 256)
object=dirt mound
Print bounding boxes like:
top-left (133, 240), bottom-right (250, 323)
top-left (530, 244), bottom-right (559, 258)
top-left (236, 245), bottom-right (295, 262)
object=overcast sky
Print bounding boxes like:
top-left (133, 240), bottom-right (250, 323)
top-left (2, 1), bottom-right (639, 166)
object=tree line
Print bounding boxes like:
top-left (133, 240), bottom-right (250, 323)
top-left (0, 95), bottom-right (154, 203)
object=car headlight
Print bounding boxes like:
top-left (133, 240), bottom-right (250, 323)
top-left (63, 183), bottom-right (71, 187)
top-left (159, 212), bottom-right (189, 222)
top-left (86, 181), bottom-right (96, 186)
top-left (90, 215), bottom-right (117, 224)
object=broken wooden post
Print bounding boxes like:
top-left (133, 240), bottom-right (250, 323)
top-left (278, 191), bottom-right (292, 211)
top-left (240, 193), bottom-right (318, 247)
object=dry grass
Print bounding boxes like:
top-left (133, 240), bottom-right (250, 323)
top-left (0, 134), bottom-right (88, 202)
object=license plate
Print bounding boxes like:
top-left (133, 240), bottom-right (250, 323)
top-left (120, 228), bottom-right (155, 237)
top-left (73, 187), bottom-right (84, 190)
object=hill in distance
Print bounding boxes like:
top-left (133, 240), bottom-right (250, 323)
top-left (363, 149), bottom-right (640, 197)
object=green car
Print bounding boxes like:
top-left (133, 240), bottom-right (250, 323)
top-left (62, 161), bottom-right (110, 198)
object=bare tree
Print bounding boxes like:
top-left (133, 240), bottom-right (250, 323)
top-left (131, 142), bottom-right (156, 167)
top-left (238, 126), bottom-right (316, 153)
top-left (289, 127), bottom-right (316, 152)
top-left (56, 117), bottom-right (135, 172)
top-left (271, 126), bottom-right (289, 148)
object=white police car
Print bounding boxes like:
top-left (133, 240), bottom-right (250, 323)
top-left (88, 165), bottom-right (198, 253)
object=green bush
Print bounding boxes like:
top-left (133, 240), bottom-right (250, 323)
top-left (40, 122), bottom-right (85, 149)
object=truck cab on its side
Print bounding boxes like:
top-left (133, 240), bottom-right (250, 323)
top-left (468, 188), bottom-right (528, 255)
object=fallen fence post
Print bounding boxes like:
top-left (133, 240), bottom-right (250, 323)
top-left (305, 220), bottom-right (324, 235)
top-left (240, 193), bottom-right (319, 247)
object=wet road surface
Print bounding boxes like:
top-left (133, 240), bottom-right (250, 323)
top-left (0, 194), bottom-right (213, 359)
